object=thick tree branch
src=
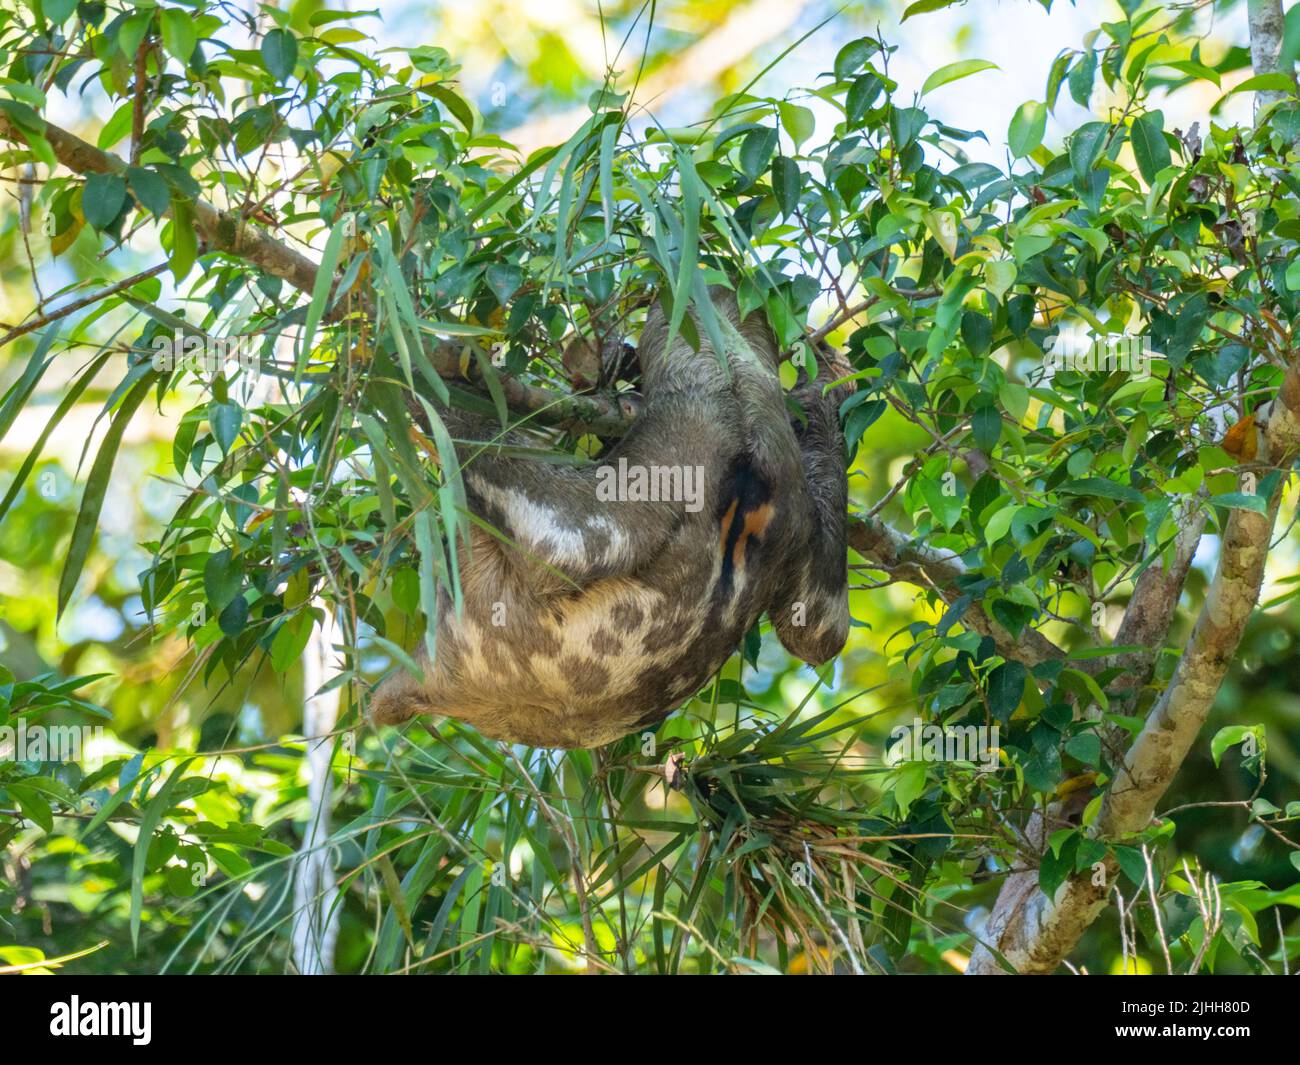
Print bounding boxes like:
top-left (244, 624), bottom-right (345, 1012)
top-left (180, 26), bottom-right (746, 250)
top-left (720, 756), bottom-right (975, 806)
top-left (0, 113), bottom-right (326, 297)
top-left (967, 368), bottom-right (1300, 975)
top-left (965, 11), bottom-right (1300, 974)
top-left (847, 513), bottom-right (1064, 666)
top-left (0, 113), bottom-right (649, 438)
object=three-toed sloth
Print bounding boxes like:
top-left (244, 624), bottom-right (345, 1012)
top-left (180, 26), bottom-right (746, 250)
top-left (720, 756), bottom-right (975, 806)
top-left (372, 288), bottom-right (852, 748)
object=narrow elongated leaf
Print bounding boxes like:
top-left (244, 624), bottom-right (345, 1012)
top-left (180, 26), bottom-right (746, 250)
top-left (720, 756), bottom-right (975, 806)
top-left (0, 350), bottom-right (110, 522)
top-left (58, 372), bottom-right (158, 615)
top-left (295, 215), bottom-right (349, 380)
top-left (0, 328), bottom-right (59, 444)
top-left (131, 759), bottom-right (196, 950)
top-left (664, 148), bottom-right (701, 355)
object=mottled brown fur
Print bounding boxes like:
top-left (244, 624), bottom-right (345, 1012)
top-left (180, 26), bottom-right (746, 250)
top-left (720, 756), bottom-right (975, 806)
top-left (371, 289), bottom-right (852, 748)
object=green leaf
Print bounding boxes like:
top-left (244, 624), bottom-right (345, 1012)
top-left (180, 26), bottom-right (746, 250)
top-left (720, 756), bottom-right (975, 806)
top-left (1039, 832), bottom-right (1076, 899)
top-left (834, 37), bottom-right (878, 80)
top-left (983, 503), bottom-right (1015, 545)
top-left (218, 594), bottom-right (249, 637)
top-left (203, 549), bottom-right (242, 612)
top-left (1222, 72), bottom-right (1294, 99)
top-left (116, 11), bottom-right (150, 59)
top-left (920, 474), bottom-right (962, 530)
top-left (42, 0), bottom-right (78, 23)
top-left (209, 401), bottom-right (243, 453)
top-left (485, 262), bottom-right (522, 306)
top-left (424, 83), bottom-right (476, 134)
top-left (0, 98), bottom-right (55, 168)
top-left (131, 759), bottom-right (197, 950)
top-left (82, 172), bottom-right (127, 229)
top-left (8, 784), bottom-right (53, 833)
top-left (58, 372), bottom-right (157, 615)
top-left (127, 166), bottom-right (170, 217)
top-left (1065, 732), bottom-right (1101, 767)
top-left (168, 200), bottom-right (198, 280)
top-left (902, 0), bottom-right (962, 21)
top-left (0, 350), bottom-right (110, 523)
top-left (1067, 645), bottom-right (1146, 660)
top-left (1068, 50), bottom-right (1097, 107)
top-left (987, 660), bottom-right (1027, 722)
top-left (296, 215), bottom-right (348, 379)
top-left (1210, 725), bottom-right (1263, 767)
top-left (81, 761), bottom-right (144, 839)
top-left (261, 28), bottom-right (299, 82)
top-left (778, 102), bottom-right (816, 148)
top-left (1008, 101), bottom-right (1046, 158)
top-left (1059, 477), bottom-right (1144, 504)
top-left (891, 107), bottom-right (927, 148)
top-left (270, 612), bottom-right (315, 672)
top-left (739, 127), bottom-right (777, 182)
top-left (1130, 110), bottom-right (1171, 185)
top-left (1069, 121), bottom-right (1108, 180)
top-left (771, 156), bottom-right (800, 218)
top-left (971, 405), bottom-right (1001, 452)
top-left (391, 567), bottom-right (419, 614)
top-left (160, 8), bottom-right (197, 63)
top-left (98, 102), bottom-right (134, 149)
top-left (1210, 492), bottom-right (1268, 514)
top-left (986, 258), bottom-right (1016, 301)
top-left (846, 73), bottom-right (883, 126)
top-left (664, 148), bottom-right (701, 354)
top-left (1113, 845), bottom-right (1147, 887)
top-left (0, 327), bottom-right (59, 446)
top-left (894, 761), bottom-right (927, 818)
top-left (922, 59), bottom-right (998, 97)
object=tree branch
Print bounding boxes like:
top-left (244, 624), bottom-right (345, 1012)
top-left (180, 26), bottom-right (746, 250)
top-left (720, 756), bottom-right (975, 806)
top-left (0, 262), bottom-right (170, 351)
top-left (966, 367), bottom-right (1300, 974)
top-left (965, 9), bottom-right (1300, 973)
top-left (847, 513), bottom-right (1064, 667)
top-left (0, 114), bottom-right (328, 297)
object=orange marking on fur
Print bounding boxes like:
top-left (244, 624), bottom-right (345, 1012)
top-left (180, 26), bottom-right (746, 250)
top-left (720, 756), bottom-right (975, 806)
top-left (718, 498), bottom-right (738, 557)
top-left (732, 502), bottom-right (774, 569)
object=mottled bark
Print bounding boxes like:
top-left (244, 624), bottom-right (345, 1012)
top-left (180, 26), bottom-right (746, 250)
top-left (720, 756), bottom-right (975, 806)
top-left (1248, 0), bottom-right (1290, 112)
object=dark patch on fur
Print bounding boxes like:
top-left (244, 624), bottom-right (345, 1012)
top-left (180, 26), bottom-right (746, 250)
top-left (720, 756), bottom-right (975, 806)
top-left (714, 453), bottom-right (773, 599)
top-left (610, 599), bottom-right (644, 631)
top-left (559, 656), bottom-right (612, 696)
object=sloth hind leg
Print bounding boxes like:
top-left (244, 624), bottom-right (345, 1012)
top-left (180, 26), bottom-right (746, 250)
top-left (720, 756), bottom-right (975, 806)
top-left (370, 668), bottom-right (437, 726)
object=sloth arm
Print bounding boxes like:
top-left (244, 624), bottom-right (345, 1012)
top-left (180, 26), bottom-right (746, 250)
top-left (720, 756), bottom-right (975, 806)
top-left (768, 380), bottom-right (851, 666)
top-left (452, 393), bottom-right (735, 589)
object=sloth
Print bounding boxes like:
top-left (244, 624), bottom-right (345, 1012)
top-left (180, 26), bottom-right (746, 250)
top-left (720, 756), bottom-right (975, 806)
top-left (371, 288), bottom-right (852, 748)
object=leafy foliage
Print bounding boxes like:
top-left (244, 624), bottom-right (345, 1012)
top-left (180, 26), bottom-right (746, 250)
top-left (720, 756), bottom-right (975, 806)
top-left (1, 0), bottom-right (1298, 973)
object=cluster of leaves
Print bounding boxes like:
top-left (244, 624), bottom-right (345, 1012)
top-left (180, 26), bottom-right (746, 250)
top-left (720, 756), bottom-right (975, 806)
top-left (1, 0), bottom-right (1298, 971)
